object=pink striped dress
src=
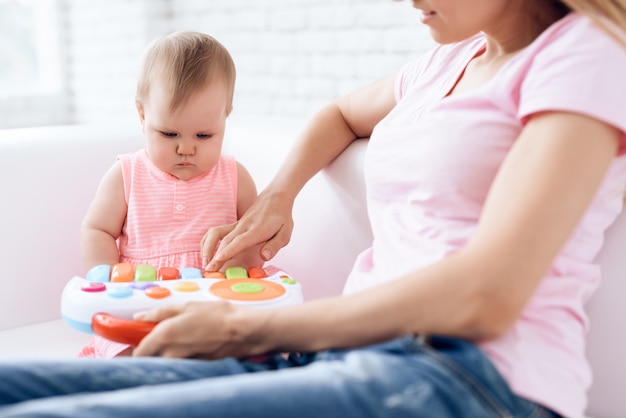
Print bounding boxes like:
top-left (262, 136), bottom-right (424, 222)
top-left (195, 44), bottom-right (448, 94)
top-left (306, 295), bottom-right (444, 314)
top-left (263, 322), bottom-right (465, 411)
top-left (78, 149), bottom-right (238, 358)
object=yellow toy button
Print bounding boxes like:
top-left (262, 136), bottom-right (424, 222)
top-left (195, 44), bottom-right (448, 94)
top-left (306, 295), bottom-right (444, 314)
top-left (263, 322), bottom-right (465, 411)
top-left (174, 281), bottom-right (200, 292)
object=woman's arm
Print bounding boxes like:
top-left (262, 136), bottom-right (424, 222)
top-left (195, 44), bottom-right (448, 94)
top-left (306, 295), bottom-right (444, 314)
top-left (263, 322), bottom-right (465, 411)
top-left (134, 111), bottom-right (620, 359)
top-left (80, 161), bottom-right (127, 270)
top-left (203, 74), bottom-right (398, 271)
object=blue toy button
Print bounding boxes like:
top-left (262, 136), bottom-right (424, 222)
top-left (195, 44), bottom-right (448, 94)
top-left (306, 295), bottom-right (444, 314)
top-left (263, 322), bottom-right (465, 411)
top-left (180, 267), bottom-right (202, 279)
top-left (86, 264), bottom-right (111, 282)
top-left (107, 286), bottom-right (133, 299)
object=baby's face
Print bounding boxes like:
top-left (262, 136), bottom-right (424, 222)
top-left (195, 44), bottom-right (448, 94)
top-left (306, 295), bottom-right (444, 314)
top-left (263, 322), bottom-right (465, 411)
top-left (138, 80), bottom-right (229, 181)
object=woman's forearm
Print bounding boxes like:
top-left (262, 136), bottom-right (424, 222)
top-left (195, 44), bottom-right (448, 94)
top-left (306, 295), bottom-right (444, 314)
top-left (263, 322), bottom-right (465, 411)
top-left (250, 250), bottom-right (522, 354)
top-left (264, 103), bottom-right (360, 201)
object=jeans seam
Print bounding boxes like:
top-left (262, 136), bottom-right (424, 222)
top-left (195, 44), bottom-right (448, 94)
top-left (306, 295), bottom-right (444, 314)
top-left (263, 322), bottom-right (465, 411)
top-left (420, 343), bottom-right (513, 418)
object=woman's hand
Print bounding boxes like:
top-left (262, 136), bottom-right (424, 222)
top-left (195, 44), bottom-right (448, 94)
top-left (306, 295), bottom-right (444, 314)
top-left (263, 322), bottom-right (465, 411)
top-left (203, 189), bottom-right (295, 271)
top-left (132, 301), bottom-right (271, 359)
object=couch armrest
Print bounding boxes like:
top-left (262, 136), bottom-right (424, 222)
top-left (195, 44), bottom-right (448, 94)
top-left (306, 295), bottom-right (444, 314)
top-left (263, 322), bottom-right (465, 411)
top-left (0, 123), bottom-right (144, 331)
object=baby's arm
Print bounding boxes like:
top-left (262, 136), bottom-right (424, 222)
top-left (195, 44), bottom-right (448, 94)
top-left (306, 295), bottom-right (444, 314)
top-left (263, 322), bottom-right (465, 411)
top-left (80, 161), bottom-right (128, 270)
top-left (201, 162), bottom-right (265, 270)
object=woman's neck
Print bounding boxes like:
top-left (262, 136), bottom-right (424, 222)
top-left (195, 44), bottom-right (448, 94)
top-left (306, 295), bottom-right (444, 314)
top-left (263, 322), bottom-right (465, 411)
top-left (481, 6), bottom-right (569, 61)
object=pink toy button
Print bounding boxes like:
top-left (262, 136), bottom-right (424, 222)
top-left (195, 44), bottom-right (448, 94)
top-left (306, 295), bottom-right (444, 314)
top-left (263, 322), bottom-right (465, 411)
top-left (81, 282), bottom-right (106, 292)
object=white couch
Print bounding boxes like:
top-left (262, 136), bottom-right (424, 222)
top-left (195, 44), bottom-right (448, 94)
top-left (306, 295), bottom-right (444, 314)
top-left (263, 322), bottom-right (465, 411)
top-left (0, 117), bottom-right (624, 417)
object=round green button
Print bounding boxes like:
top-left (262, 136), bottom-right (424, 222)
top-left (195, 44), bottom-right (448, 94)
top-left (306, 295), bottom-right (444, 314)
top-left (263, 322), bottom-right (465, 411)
top-left (230, 282), bottom-right (265, 294)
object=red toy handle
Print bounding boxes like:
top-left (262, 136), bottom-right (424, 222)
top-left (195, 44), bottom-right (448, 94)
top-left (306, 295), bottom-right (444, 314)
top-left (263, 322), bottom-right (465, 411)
top-left (92, 312), bottom-right (157, 346)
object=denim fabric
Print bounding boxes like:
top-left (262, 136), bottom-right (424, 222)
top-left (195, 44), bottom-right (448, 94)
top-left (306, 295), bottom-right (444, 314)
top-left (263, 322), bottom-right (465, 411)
top-left (0, 336), bottom-right (559, 417)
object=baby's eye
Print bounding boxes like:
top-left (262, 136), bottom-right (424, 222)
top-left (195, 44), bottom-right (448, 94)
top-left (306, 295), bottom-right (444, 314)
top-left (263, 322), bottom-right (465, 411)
top-left (196, 133), bottom-right (213, 139)
top-left (160, 131), bottom-right (178, 138)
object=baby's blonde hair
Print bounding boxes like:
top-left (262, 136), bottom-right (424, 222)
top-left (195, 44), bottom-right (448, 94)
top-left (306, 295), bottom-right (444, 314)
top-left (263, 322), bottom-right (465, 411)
top-left (136, 31), bottom-right (236, 114)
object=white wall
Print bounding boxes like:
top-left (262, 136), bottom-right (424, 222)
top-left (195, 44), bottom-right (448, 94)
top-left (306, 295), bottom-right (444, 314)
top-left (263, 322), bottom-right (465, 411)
top-left (0, 0), bottom-right (436, 128)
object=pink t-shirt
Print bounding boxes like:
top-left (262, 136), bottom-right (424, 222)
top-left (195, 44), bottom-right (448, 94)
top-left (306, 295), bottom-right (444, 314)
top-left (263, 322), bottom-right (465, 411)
top-left (343, 13), bottom-right (626, 418)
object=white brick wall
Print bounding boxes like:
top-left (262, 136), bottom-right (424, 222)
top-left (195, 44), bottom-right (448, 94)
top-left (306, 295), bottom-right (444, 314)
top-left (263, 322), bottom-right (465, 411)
top-left (0, 0), bottom-right (436, 128)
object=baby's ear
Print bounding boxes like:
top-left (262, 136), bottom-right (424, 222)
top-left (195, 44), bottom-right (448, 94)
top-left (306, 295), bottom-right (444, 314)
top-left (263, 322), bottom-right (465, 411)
top-left (136, 102), bottom-right (146, 131)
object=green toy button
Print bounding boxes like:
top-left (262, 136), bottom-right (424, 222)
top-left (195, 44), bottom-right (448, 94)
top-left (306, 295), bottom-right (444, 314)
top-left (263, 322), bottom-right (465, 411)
top-left (135, 264), bottom-right (157, 281)
top-left (230, 282), bottom-right (265, 294)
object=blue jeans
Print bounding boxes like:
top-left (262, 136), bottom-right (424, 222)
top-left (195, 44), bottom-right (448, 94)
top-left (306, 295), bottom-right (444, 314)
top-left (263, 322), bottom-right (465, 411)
top-left (0, 336), bottom-right (558, 417)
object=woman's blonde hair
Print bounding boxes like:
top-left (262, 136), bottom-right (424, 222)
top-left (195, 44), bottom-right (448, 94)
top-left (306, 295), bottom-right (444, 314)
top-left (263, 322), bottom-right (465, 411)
top-left (136, 31), bottom-right (236, 114)
top-left (558, 0), bottom-right (626, 46)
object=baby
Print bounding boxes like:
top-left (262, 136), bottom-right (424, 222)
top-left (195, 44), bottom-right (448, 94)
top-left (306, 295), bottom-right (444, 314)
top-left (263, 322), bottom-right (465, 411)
top-left (78, 31), bottom-right (264, 357)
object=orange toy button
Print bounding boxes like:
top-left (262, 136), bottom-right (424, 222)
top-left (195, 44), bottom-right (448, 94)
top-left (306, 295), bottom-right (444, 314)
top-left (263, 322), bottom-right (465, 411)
top-left (174, 281), bottom-right (200, 292)
top-left (203, 271), bottom-right (225, 279)
top-left (248, 266), bottom-right (267, 279)
top-left (111, 263), bottom-right (134, 282)
top-left (145, 286), bottom-right (171, 299)
top-left (159, 267), bottom-right (179, 281)
top-left (210, 279), bottom-right (285, 301)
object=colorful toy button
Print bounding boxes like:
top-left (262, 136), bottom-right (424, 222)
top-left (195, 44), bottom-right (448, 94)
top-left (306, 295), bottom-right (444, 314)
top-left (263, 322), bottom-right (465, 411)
top-left (231, 282), bottom-right (265, 294)
top-left (107, 286), bottom-right (133, 299)
top-left (111, 263), bottom-right (134, 282)
top-left (158, 267), bottom-right (179, 281)
top-left (145, 286), bottom-right (171, 299)
top-left (225, 266), bottom-right (248, 279)
top-left (129, 282), bottom-right (159, 291)
top-left (248, 266), bottom-right (267, 279)
top-left (86, 265), bottom-right (111, 283)
top-left (81, 282), bottom-right (107, 292)
top-left (203, 271), bottom-right (226, 279)
top-left (174, 281), bottom-right (200, 292)
top-left (181, 267), bottom-right (203, 279)
top-left (210, 278), bottom-right (285, 301)
top-left (280, 276), bottom-right (297, 285)
top-left (135, 264), bottom-right (156, 281)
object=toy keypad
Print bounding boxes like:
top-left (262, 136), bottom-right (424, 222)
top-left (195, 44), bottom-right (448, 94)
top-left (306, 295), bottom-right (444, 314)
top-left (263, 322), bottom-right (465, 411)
top-left (62, 264), bottom-right (302, 338)
top-left (81, 263), bottom-right (281, 302)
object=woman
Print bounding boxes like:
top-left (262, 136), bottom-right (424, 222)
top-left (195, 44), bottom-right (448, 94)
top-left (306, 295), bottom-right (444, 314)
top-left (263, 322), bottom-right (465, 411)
top-left (2, 1), bottom-right (626, 417)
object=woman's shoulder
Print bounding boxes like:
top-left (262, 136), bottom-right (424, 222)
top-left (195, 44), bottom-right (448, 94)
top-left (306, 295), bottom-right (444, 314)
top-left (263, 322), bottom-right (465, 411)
top-left (529, 12), bottom-right (626, 60)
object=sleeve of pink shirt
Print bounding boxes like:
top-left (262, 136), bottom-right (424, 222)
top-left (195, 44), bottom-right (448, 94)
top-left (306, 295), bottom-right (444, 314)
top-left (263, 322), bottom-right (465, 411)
top-left (518, 14), bottom-right (626, 146)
